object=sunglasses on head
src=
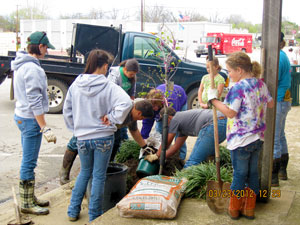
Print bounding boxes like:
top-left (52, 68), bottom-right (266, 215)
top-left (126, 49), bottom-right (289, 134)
top-left (38, 32), bottom-right (47, 44)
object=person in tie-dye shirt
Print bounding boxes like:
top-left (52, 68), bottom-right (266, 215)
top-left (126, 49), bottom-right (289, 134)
top-left (208, 52), bottom-right (274, 220)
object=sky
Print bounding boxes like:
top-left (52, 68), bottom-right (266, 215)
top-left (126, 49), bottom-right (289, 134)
top-left (0, 0), bottom-right (299, 25)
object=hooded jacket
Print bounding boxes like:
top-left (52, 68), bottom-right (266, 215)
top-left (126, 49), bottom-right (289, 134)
top-left (107, 66), bottom-right (136, 97)
top-left (11, 51), bottom-right (49, 118)
top-left (63, 74), bottom-right (133, 140)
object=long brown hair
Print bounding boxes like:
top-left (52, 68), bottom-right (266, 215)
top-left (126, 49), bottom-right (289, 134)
top-left (83, 49), bottom-right (113, 74)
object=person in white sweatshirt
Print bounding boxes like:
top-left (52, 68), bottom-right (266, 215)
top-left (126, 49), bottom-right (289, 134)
top-left (11, 31), bottom-right (56, 216)
top-left (63, 49), bottom-right (132, 222)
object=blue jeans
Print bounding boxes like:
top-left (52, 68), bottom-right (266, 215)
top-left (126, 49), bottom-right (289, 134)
top-left (67, 135), bottom-right (114, 222)
top-left (230, 139), bottom-right (263, 196)
top-left (273, 101), bottom-right (291, 159)
top-left (184, 119), bottom-right (227, 168)
top-left (67, 136), bottom-right (78, 152)
top-left (156, 103), bottom-right (188, 160)
top-left (120, 127), bottom-right (128, 141)
top-left (14, 115), bottom-right (42, 180)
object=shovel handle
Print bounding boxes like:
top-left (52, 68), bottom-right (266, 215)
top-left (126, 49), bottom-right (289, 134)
top-left (208, 45), bottom-right (221, 183)
top-left (12, 186), bottom-right (21, 224)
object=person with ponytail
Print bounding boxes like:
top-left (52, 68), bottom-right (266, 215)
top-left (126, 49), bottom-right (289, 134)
top-left (207, 51), bottom-right (274, 220)
top-left (63, 49), bottom-right (132, 222)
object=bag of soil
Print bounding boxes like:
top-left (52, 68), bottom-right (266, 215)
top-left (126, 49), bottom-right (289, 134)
top-left (116, 175), bottom-right (187, 219)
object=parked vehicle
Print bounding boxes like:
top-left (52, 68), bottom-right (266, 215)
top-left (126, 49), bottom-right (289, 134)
top-left (0, 23), bottom-right (227, 113)
top-left (195, 33), bottom-right (253, 57)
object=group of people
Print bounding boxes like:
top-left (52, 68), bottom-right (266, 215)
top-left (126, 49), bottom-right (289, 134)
top-left (12, 30), bottom-right (291, 222)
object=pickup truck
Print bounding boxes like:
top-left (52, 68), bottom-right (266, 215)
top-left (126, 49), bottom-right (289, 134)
top-left (0, 23), bottom-right (227, 113)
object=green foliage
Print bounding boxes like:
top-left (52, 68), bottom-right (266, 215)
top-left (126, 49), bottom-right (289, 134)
top-left (174, 146), bottom-right (232, 199)
top-left (115, 140), bottom-right (140, 163)
top-left (282, 20), bottom-right (299, 36)
top-left (220, 145), bottom-right (232, 168)
top-left (175, 162), bottom-right (232, 199)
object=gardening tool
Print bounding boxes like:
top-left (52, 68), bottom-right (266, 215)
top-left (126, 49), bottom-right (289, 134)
top-left (7, 186), bottom-right (32, 225)
top-left (206, 45), bottom-right (231, 214)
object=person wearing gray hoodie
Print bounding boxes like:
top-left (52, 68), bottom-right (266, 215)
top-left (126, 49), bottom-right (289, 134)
top-left (12, 31), bottom-right (56, 216)
top-left (63, 49), bottom-right (132, 222)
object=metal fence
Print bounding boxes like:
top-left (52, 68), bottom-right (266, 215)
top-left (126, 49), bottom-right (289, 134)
top-left (291, 65), bottom-right (300, 106)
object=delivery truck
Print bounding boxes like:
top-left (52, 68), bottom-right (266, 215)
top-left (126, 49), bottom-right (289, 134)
top-left (195, 32), bottom-right (253, 57)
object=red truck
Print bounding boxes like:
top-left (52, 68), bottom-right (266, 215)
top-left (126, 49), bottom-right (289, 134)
top-left (194, 33), bottom-right (253, 57)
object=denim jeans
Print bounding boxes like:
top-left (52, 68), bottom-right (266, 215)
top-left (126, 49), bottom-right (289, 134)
top-left (67, 136), bottom-right (78, 152)
top-left (184, 119), bottom-right (227, 168)
top-left (120, 127), bottom-right (129, 141)
top-left (14, 115), bottom-right (42, 180)
top-left (67, 130), bottom-right (120, 162)
top-left (230, 139), bottom-right (263, 196)
top-left (156, 103), bottom-right (188, 160)
top-left (273, 101), bottom-right (291, 159)
top-left (67, 135), bottom-right (114, 222)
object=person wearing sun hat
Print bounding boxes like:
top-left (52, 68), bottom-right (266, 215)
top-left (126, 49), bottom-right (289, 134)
top-left (11, 31), bottom-right (56, 215)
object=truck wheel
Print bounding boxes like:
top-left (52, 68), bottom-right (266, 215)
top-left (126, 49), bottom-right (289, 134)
top-left (187, 88), bottom-right (199, 109)
top-left (196, 53), bottom-right (201, 58)
top-left (47, 78), bottom-right (68, 114)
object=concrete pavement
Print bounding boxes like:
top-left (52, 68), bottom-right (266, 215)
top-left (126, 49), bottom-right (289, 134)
top-left (0, 182), bottom-right (299, 225)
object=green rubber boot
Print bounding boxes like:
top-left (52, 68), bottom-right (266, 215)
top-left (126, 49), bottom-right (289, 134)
top-left (19, 180), bottom-right (49, 215)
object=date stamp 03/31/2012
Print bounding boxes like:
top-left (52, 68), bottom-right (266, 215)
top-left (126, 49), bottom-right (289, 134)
top-left (207, 189), bottom-right (281, 198)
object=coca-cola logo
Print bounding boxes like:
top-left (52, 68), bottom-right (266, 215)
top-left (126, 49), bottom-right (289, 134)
top-left (231, 38), bottom-right (245, 46)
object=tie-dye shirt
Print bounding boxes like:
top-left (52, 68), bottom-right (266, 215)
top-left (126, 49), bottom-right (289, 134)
top-left (224, 78), bottom-right (272, 150)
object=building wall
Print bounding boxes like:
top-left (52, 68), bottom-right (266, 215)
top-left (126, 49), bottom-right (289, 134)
top-left (0, 32), bottom-right (17, 56)
top-left (20, 19), bottom-right (159, 51)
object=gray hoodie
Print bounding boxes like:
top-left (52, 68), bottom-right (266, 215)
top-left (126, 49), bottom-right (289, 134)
top-left (11, 51), bottom-right (49, 118)
top-left (63, 74), bottom-right (133, 140)
top-left (107, 66), bottom-right (136, 97)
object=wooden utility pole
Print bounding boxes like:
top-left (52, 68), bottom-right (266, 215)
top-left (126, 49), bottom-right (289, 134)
top-left (259, 0), bottom-right (282, 201)
top-left (141, 0), bottom-right (144, 32)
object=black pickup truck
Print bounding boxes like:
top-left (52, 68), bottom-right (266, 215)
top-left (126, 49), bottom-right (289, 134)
top-left (0, 23), bottom-right (227, 113)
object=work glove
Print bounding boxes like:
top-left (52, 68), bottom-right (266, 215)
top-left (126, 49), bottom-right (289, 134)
top-left (207, 88), bottom-right (218, 108)
top-left (139, 145), bottom-right (157, 159)
top-left (41, 126), bottom-right (57, 144)
top-left (144, 153), bottom-right (159, 163)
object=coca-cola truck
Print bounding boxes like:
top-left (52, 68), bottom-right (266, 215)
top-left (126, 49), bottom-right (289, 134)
top-left (194, 33), bottom-right (253, 57)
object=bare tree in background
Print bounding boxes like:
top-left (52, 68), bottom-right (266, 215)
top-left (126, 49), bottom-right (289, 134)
top-left (182, 10), bottom-right (208, 22)
top-left (122, 11), bottom-right (131, 20)
top-left (225, 14), bottom-right (246, 24)
top-left (209, 11), bottom-right (225, 23)
top-left (109, 8), bottom-right (119, 20)
top-left (138, 5), bottom-right (177, 23)
top-left (88, 9), bottom-right (105, 19)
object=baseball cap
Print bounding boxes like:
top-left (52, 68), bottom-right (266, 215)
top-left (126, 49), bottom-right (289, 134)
top-left (27, 31), bottom-right (55, 49)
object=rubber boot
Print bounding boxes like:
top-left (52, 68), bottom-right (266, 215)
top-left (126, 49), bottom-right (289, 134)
top-left (241, 188), bottom-right (256, 219)
top-left (19, 180), bottom-right (49, 215)
top-left (228, 192), bottom-right (243, 220)
top-left (279, 153), bottom-right (289, 180)
top-left (32, 180), bottom-right (49, 207)
top-left (59, 148), bottom-right (77, 185)
top-left (271, 158), bottom-right (281, 187)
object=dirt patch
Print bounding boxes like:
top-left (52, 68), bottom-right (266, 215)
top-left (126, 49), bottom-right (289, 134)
top-left (121, 150), bottom-right (184, 193)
